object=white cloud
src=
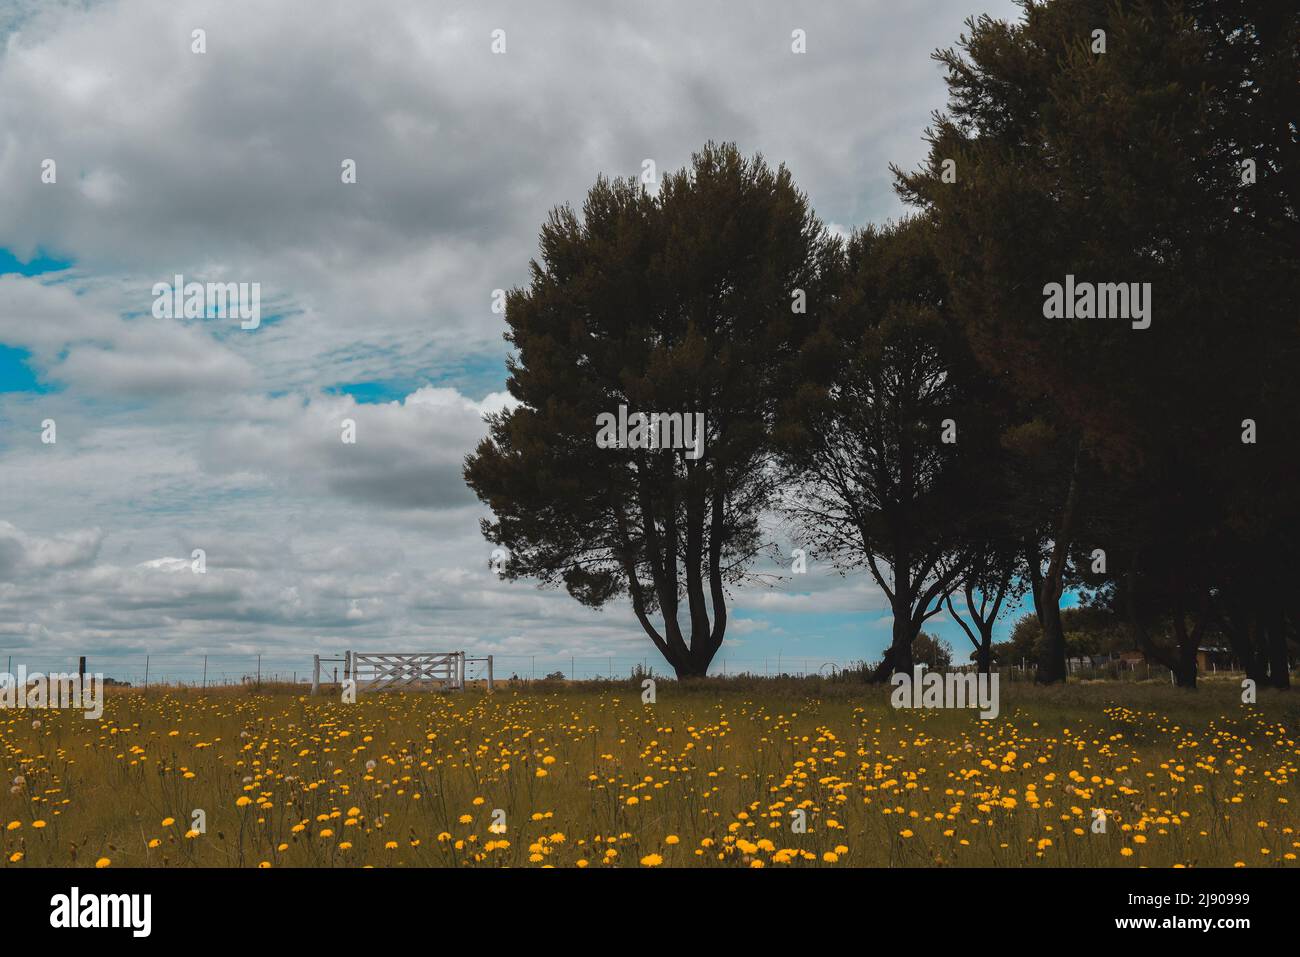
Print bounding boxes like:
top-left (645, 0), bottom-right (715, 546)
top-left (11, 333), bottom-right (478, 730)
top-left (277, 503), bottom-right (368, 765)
top-left (0, 0), bottom-right (1020, 664)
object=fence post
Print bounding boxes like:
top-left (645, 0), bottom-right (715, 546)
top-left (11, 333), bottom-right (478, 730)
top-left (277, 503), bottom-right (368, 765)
top-left (143, 655), bottom-right (149, 690)
top-left (257, 654), bottom-right (261, 688)
top-left (487, 655), bottom-right (494, 692)
top-left (311, 655), bottom-right (320, 695)
top-left (202, 655), bottom-right (207, 689)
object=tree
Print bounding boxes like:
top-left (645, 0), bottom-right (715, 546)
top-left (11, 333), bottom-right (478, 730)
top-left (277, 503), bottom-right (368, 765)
top-left (1003, 605), bottom-right (1130, 663)
top-left (464, 143), bottom-right (838, 679)
top-left (946, 539), bottom-right (1022, 675)
top-left (913, 631), bottom-right (954, 670)
top-left (943, 351), bottom-right (1029, 675)
top-left (780, 217), bottom-right (970, 678)
top-left (895, 0), bottom-right (1300, 685)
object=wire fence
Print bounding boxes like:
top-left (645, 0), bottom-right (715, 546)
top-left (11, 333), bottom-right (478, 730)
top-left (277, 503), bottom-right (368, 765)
top-left (0, 652), bottom-right (867, 687)
top-left (0, 650), bottom-right (1280, 689)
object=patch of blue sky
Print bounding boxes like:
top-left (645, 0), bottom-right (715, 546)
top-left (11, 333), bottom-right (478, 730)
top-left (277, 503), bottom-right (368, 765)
top-left (325, 380), bottom-right (415, 404)
top-left (0, 345), bottom-right (51, 393)
top-left (725, 586), bottom-right (1084, 669)
top-left (0, 248), bottom-right (71, 277)
top-left (442, 352), bottom-right (512, 399)
top-left (327, 353), bottom-right (512, 406)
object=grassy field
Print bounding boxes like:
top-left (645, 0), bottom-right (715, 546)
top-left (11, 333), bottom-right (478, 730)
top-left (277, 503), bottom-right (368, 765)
top-left (1, 677), bottom-right (1296, 868)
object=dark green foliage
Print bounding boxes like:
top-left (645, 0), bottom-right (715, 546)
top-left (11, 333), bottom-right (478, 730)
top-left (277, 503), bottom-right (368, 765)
top-left (465, 143), bottom-right (838, 678)
top-left (896, 0), bottom-right (1300, 685)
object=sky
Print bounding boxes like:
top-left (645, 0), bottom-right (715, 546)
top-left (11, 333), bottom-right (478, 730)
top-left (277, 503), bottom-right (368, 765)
top-left (0, 0), bottom-right (1037, 680)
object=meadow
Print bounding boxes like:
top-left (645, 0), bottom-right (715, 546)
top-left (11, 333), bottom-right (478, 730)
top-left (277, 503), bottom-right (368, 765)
top-left (1, 677), bottom-right (1296, 868)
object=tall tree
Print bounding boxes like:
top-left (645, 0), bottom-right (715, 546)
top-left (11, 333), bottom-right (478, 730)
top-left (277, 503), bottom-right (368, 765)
top-left (779, 217), bottom-right (970, 677)
top-left (464, 143), bottom-right (838, 679)
top-left (946, 535), bottom-right (1024, 676)
top-left (896, 0), bottom-right (1300, 684)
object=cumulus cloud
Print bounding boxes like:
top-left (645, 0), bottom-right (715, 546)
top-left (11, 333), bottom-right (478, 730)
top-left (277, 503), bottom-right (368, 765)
top-left (200, 386), bottom-right (511, 509)
top-left (0, 274), bottom-right (254, 395)
top-left (0, 521), bottom-right (103, 578)
top-left (0, 0), bottom-right (1016, 665)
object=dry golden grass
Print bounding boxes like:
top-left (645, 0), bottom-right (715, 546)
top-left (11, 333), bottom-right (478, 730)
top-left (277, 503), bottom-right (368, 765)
top-left (1, 678), bottom-right (1296, 867)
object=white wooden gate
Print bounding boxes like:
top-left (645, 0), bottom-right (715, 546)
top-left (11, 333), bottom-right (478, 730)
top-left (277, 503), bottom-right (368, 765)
top-left (352, 652), bottom-right (463, 692)
top-left (311, 651), bottom-right (494, 694)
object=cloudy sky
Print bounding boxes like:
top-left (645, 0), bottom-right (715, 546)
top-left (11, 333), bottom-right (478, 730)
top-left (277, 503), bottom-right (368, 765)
top-left (0, 0), bottom-right (1029, 681)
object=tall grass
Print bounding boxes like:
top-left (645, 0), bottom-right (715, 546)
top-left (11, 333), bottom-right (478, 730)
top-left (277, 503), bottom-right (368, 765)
top-left (1, 678), bottom-right (1295, 867)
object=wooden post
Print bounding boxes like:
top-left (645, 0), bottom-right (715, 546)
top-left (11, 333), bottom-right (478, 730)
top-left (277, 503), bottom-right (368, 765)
top-left (311, 655), bottom-right (320, 695)
top-left (78, 655), bottom-right (86, 676)
top-left (344, 650), bottom-right (352, 681)
top-left (202, 655), bottom-right (207, 689)
top-left (143, 655), bottom-right (150, 690)
top-left (487, 655), bottom-right (494, 692)
top-left (257, 654), bottom-right (261, 688)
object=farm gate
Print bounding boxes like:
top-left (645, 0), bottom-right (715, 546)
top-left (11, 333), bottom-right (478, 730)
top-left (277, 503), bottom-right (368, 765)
top-left (310, 651), bottom-right (493, 694)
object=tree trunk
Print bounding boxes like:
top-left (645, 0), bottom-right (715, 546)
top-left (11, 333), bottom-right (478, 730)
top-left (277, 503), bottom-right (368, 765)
top-left (870, 645), bottom-right (898, 682)
top-left (1034, 442), bottom-right (1081, 685)
top-left (1171, 637), bottom-right (1198, 689)
top-left (976, 627), bottom-right (993, 675)
top-left (870, 613), bottom-right (917, 682)
top-left (1169, 587), bottom-right (1201, 689)
top-left (670, 656), bottom-right (709, 680)
top-left (1267, 605), bottom-right (1291, 689)
top-left (1036, 584), bottom-right (1067, 683)
top-left (1212, 600), bottom-right (1268, 684)
top-left (889, 614), bottom-right (917, 676)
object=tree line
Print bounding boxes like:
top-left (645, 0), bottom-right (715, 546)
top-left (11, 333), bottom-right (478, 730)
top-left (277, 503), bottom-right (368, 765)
top-left (464, 0), bottom-right (1299, 688)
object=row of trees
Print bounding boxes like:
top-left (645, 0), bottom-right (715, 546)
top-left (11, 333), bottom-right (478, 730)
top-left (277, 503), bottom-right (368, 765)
top-left (465, 0), bottom-right (1299, 688)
